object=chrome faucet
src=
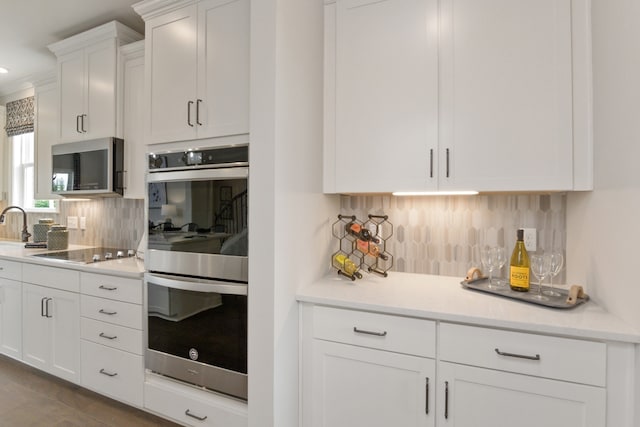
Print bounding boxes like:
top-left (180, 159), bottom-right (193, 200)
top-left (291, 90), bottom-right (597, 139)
top-left (0, 206), bottom-right (32, 242)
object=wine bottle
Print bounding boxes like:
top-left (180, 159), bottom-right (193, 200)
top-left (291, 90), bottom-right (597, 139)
top-left (509, 229), bottom-right (530, 291)
top-left (333, 253), bottom-right (362, 279)
top-left (356, 239), bottom-right (388, 260)
top-left (345, 222), bottom-right (380, 243)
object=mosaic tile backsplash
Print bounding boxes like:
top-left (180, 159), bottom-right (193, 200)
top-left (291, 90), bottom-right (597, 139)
top-left (340, 194), bottom-right (566, 280)
top-left (0, 198), bottom-right (144, 250)
top-left (1, 193), bottom-right (566, 282)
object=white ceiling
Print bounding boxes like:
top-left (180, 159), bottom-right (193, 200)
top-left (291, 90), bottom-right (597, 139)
top-left (0, 0), bottom-right (145, 97)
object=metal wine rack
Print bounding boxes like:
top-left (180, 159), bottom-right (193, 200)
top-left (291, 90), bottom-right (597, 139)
top-left (331, 214), bottom-right (393, 280)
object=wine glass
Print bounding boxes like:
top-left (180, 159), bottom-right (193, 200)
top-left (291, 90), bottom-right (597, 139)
top-left (480, 246), bottom-right (496, 287)
top-left (543, 252), bottom-right (564, 297)
top-left (490, 247), bottom-right (507, 289)
top-left (530, 254), bottom-right (552, 301)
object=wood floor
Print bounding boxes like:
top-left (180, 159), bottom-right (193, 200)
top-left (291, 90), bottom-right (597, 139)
top-left (0, 354), bottom-right (180, 426)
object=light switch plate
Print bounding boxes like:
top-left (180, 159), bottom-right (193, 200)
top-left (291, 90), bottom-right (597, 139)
top-left (67, 216), bottom-right (78, 229)
top-left (79, 217), bottom-right (86, 230)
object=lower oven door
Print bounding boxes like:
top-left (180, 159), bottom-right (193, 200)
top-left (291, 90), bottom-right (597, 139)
top-left (145, 272), bottom-right (247, 400)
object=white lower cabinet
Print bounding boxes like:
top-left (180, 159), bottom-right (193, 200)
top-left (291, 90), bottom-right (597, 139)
top-left (0, 260), bottom-right (23, 360)
top-left (145, 374), bottom-right (248, 427)
top-left (81, 340), bottom-right (144, 407)
top-left (310, 340), bottom-right (435, 427)
top-left (79, 272), bottom-right (144, 407)
top-left (436, 361), bottom-right (605, 427)
top-left (301, 304), bottom-right (612, 427)
top-left (301, 304), bottom-right (436, 427)
top-left (22, 282), bottom-right (80, 383)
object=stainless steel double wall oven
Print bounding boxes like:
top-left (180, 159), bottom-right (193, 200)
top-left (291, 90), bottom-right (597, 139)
top-left (145, 144), bottom-right (248, 400)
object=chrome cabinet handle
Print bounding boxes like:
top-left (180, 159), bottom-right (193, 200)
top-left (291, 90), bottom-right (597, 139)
top-left (98, 309), bottom-right (117, 316)
top-left (98, 285), bottom-right (117, 291)
top-left (185, 409), bottom-right (208, 421)
top-left (81, 114), bottom-right (87, 133)
top-left (187, 101), bottom-right (194, 127)
top-left (429, 148), bottom-right (434, 178)
top-left (99, 332), bottom-right (117, 340)
top-left (445, 148), bottom-right (450, 178)
top-left (45, 298), bottom-right (52, 318)
top-left (495, 348), bottom-right (541, 361)
top-left (444, 381), bottom-right (449, 419)
top-left (41, 297), bottom-right (47, 317)
top-left (196, 99), bottom-right (203, 125)
top-left (425, 377), bottom-right (430, 414)
top-left (76, 115), bottom-right (81, 133)
top-left (353, 327), bottom-right (387, 337)
top-left (99, 368), bottom-right (117, 377)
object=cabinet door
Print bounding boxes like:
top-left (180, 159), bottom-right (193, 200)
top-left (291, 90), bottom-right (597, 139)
top-left (437, 362), bottom-right (605, 427)
top-left (85, 39), bottom-right (118, 140)
top-left (34, 82), bottom-right (59, 200)
top-left (326, 0), bottom-right (438, 193)
top-left (58, 50), bottom-right (85, 142)
top-left (22, 284), bottom-right (50, 371)
top-left (0, 278), bottom-right (22, 359)
top-left (197, 0), bottom-right (250, 139)
top-left (307, 340), bottom-right (435, 427)
top-left (146, 4), bottom-right (198, 144)
top-left (122, 48), bottom-right (146, 199)
top-left (48, 287), bottom-right (80, 383)
top-left (439, 0), bottom-right (574, 191)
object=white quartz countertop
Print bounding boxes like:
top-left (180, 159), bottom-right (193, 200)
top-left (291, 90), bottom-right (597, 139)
top-left (297, 271), bottom-right (640, 344)
top-left (0, 241), bottom-right (144, 278)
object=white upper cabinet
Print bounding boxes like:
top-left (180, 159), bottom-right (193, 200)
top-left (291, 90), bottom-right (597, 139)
top-left (48, 21), bottom-right (143, 144)
top-left (33, 76), bottom-right (60, 200)
top-left (135, 0), bottom-right (250, 145)
top-left (324, 0), bottom-right (592, 193)
top-left (121, 41), bottom-right (147, 199)
top-left (325, 0), bottom-right (439, 194)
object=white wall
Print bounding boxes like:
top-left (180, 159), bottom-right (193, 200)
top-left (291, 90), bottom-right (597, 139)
top-left (567, 0), bottom-right (640, 330)
top-left (248, 0), bottom-right (339, 426)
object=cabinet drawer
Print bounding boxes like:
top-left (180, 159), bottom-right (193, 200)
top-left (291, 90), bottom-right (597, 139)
top-left (313, 305), bottom-right (436, 358)
top-left (81, 272), bottom-right (142, 304)
top-left (81, 317), bottom-right (143, 355)
top-left (23, 264), bottom-right (80, 292)
top-left (0, 259), bottom-right (21, 281)
top-left (81, 340), bottom-right (143, 407)
top-left (81, 294), bottom-right (142, 329)
top-left (145, 374), bottom-right (248, 427)
top-left (439, 323), bottom-right (606, 386)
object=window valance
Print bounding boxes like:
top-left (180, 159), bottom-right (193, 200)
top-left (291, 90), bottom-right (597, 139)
top-left (5, 96), bottom-right (34, 137)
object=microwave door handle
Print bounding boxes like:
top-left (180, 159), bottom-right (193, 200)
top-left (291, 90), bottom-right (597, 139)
top-left (145, 273), bottom-right (247, 296)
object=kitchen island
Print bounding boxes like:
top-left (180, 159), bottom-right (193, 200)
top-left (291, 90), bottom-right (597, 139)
top-left (298, 272), bottom-right (640, 427)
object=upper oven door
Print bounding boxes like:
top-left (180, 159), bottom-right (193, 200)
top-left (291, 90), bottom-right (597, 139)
top-left (147, 167), bottom-right (248, 282)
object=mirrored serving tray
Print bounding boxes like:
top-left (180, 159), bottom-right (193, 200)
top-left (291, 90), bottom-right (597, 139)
top-left (461, 278), bottom-right (589, 309)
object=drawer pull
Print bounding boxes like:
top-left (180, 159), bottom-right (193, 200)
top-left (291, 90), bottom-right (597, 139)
top-left (444, 381), bottom-right (449, 419)
top-left (99, 309), bottom-right (117, 316)
top-left (99, 368), bottom-right (118, 377)
top-left (353, 327), bottom-right (387, 337)
top-left (185, 409), bottom-right (208, 421)
top-left (495, 348), bottom-right (541, 361)
top-left (99, 332), bottom-right (117, 340)
top-left (98, 285), bottom-right (118, 291)
top-left (425, 377), bottom-right (430, 414)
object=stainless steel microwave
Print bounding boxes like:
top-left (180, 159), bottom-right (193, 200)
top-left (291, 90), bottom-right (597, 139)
top-left (52, 137), bottom-right (124, 197)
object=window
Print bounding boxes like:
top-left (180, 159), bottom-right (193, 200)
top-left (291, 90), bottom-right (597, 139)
top-left (10, 132), bottom-right (57, 212)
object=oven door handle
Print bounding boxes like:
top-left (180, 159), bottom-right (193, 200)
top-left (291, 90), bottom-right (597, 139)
top-left (146, 167), bottom-right (248, 183)
top-left (145, 273), bottom-right (247, 296)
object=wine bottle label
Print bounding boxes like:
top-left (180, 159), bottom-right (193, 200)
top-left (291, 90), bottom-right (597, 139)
top-left (510, 266), bottom-right (530, 288)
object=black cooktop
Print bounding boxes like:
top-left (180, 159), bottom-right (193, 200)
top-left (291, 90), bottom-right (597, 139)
top-left (31, 247), bottom-right (134, 264)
